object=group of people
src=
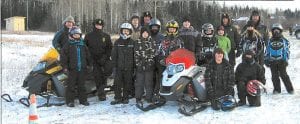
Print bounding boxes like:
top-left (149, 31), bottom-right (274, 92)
top-left (52, 10), bottom-right (294, 110)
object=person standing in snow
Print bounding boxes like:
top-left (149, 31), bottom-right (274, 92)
top-left (134, 27), bottom-right (156, 104)
top-left (111, 23), bottom-right (135, 105)
top-left (130, 15), bottom-right (141, 41)
top-left (141, 11), bottom-right (152, 28)
top-left (178, 17), bottom-right (201, 53)
top-left (198, 23), bottom-right (218, 66)
top-left (215, 25), bottom-right (231, 60)
top-left (220, 13), bottom-right (240, 66)
top-left (149, 18), bottom-right (165, 95)
top-left (61, 27), bottom-right (92, 107)
top-left (235, 50), bottom-right (266, 107)
top-left (84, 19), bottom-right (112, 101)
top-left (265, 23), bottom-right (294, 94)
top-left (204, 48), bottom-right (235, 110)
top-left (52, 16), bottom-right (75, 53)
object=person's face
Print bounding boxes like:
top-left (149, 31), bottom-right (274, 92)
top-left (215, 53), bottom-right (224, 64)
top-left (218, 30), bottom-right (225, 36)
top-left (72, 33), bottom-right (81, 39)
top-left (122, 29), bottom-right (130, 35)
top-left (142, 31), bottom-right (149, 38)
top-left (273, 29), bottom-right (281, 34)
top-left (65, 21), bottom-right (74, 29)
top-left (95, 24), bottom-right (103, 30)
top-left (252, 15), bottom-right (260, 23)
top-left (131, 18), bottom-right (139, 27)
top-left (205, 29), bottom-right (213, 35)
top-left (143, 16), bottom-right (151, 24)
top-left (222, 18), bottom-right (229, 25)
top-left (245, 54), bottom-right (252, 59)
top-left (183, 21), bottom-right (191, 28)
top-left (247, 26), bottom-right (254, 31)
top-left (168, 28), bottom-right (177, 33)
top-left (151, 25), bottom-right (159, 30)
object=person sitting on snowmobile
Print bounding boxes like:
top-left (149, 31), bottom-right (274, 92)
top-left (235, 50), bottom-right (266, 107)
top-left (157, 20), bottom-right (183, 66)
top-left (60, 26), bottom-right (92, 107)
top-left (198, 23), bottom-right (218, 66)
top-left (111, 23), bottom-right (135, 105)
top-left (204, 48), bottom-right (235, 110)
top-left (134, 27), bottom-right (156, 107)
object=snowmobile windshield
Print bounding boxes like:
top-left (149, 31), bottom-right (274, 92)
top-left (32, 62), bottom-right (46, 72)
top-left (167, 63), bottom-right (185, 75)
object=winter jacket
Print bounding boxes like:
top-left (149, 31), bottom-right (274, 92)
top-left (157, 34), bottom-right (183, 63)
top-left (111, 37), bottom-right (135, 71)
top-left (61, 38), bottom-right (92, 71)
top-left (84, 29), bottom-right (112, 66)
top-left (131, 26), bottom-right (141, 41)
top-left (134, 37), bottom-right (156, 71)
top-left (242, 19), bottom-right (269, 44)
top-left (238, 30), bottom-right (264, 57)
top-left (204, 59), bottom-right (235, 99)
top-left (179, 26), bottom-right (201, 53)
top-left (221, 20), bottom-right (240, 50)
top-left (265, 37), bottom-right (290, 64)
top-left (200, 36), bottom-right (218, 58)
top-left (52, 26), bottom-right (70, 52)
top-left (216, 35), bottom-right (231, 54)
top-left (235, 55), bottom-right (266, 85)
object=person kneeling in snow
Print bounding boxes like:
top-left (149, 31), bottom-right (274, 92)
top-left (235, 50), bottom-right (266, 107)
top-left (204, 48), bottom-right (235, 110)
top-left (61, 27), bottom-right (92, 107)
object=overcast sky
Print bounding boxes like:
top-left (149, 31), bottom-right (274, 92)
top-left (215, 1), bottom-right (299, 13)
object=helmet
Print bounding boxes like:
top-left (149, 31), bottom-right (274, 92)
top-left (69, 26), bottom-right (82, 35)
top-left (93, 19), bottom-right (104, 26)
top-left (202, 23), bottom-right (214, 38)
top-left (166, 20), bottom-right (179, 35)
top-left (119, 23), bottom-right (133, 39)
top-left (271, 23), bottom-right (283, 32)
top-left (247, 80), bottom-right (266, 96)
top-left (217, 95), bottom-right (237, 111)
top-left (149, 18), bottom-right (161, 30)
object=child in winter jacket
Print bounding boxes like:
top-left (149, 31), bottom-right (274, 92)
top-left (134, 27), bottom-right (156, 104)
top-left (61, 27), bottom-right (92, 107)
top-left (215, 25), bottom-right (231, 60)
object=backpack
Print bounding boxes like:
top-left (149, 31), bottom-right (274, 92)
top-left (266, 38), bottom-right (289, 61)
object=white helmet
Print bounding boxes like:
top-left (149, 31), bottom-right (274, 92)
top-left (120, 23), bottom-right (133, 39)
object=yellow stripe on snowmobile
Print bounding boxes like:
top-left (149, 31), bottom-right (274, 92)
top-left (46, 66), bottom-right (62, 74)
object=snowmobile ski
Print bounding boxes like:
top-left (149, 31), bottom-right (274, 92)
top-left (1, 94), bottom-right (13, 102)
top-left (178, 100), bottom-right (209, 116)
top-left (136, 100), bottom-right (166, 111)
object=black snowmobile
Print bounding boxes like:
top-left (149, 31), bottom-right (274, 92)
top-left (136, 48), bottom-right (209, 116)
top-left (21, 48), bottom-right (112, 107)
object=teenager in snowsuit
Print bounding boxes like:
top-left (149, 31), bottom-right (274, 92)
top-left (237, 20), bottom-right (264, 66)
top-left (198, 23), bottom-right (218, 66)
top-left (84, 19), bottom-right (112, 101)
top-left (157, 20), bottom-right (183, 66)
top-left (235, 50), bottom-right (266, 107)
top-left (52, 16), bottom-right (75, 53)
top-left (179, 17), bottom-right (201, 53)
top-left (204, 48), bottom-right (235, 110)
top-left (134, 27), bottom-right (156, 104)
top-left (265, 23), bottom-right (294, 94)
top-left (149, 18), bottom-right (165, 95)
top-left (130, 15), bottom-right (141, 41)
top-left (215, 25), bottom-right (231, 60)
top-left (61, 27), bottom-right (92, 107)
top-left (241, 10), bottom-right (269, 66)
top-left (111, 23), bottom-right (135, 105)
top-left (220, 13), bottom-right (240, 66)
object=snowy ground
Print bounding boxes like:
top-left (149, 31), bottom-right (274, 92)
top-left (1, 32), bottom-right (300, 124)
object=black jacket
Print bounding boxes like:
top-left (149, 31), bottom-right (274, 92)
top-left (235, 57), bottom-right (266, 85)
top-left (134, 37), bottom-right (156, 71)
top-left (204, 59), bottom-right (235, 99)
top-left (157, 34), bottom-right (183, 62)
top-left (111, 37), bottom-right (135, 70)
top-left (84, 29), bottom-right (112, 65)
top-left (52, 26), bottom-right (70, 51)
top-left (179, 26), bottom-right (201, 53)
top-left (61, 39), bottom-right (92, 71)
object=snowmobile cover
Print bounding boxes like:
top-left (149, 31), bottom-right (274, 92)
top-left (165, 48), bottom-right (195, 69)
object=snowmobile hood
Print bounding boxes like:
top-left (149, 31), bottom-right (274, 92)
top-left (165, 48), bottom-right (195, 69)
top-left (40, 48), bottom-right (59, 64)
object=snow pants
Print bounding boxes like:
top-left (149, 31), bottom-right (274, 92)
top-left (237, 81), bottom-right (261, 106)
top-left (135, 70), bottom-right (154, 102)
top-left (270, 61), bottom-right (294, 93)
top-left (65, 70), bottom-right (87, 104)
top-left (113, 69), bottom-right (133, 100)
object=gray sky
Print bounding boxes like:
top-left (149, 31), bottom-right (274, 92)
top-left (215, 1), bottom-right (299, 13)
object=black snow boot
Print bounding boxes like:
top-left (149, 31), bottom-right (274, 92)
top-left (110, 99), bottom-right (123, 105)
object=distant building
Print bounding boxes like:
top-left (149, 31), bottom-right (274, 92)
top-left (5, 16), bottom-right (26, 31)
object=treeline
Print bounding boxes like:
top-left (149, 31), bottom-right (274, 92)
top-left (1, 0), bottom-right (297, 33)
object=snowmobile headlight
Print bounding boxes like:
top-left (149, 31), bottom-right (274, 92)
top-left (175, 64), bottom-right (184, 72)
top-left (167, 63), bottom-right (185, 75)
top-left (32, 62), bottom-right (46, 72)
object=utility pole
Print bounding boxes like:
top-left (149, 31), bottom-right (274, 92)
top-left (26, 0), bottom-right (29, 31)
